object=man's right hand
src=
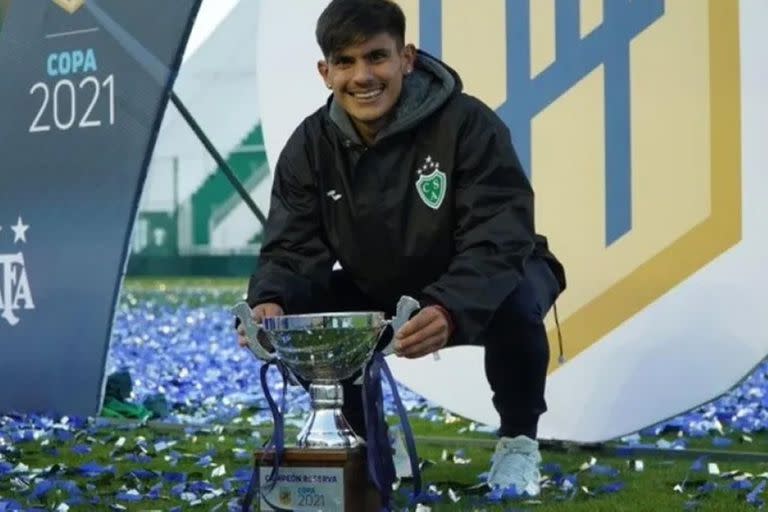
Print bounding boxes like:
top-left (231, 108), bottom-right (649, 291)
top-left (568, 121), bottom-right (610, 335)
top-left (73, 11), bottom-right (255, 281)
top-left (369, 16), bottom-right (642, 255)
top-left (236, 302), bottom-right (284, 349)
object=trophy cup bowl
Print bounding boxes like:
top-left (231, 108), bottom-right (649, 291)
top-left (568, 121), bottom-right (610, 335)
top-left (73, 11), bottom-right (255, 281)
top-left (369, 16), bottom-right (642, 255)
top-left (261, 311), bottom-right (388, 449)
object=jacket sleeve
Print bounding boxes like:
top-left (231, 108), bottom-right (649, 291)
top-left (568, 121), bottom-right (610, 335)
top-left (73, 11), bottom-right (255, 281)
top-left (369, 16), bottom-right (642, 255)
top-left (420, 99), bottom-right (536, 344)
top-left (246, 132), bottom-right (334, 313)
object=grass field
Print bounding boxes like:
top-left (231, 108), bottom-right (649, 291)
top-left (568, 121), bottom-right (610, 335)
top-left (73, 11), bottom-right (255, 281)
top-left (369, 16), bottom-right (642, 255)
top-left (1, 278), bottom-right (766, 511)
top-left (2, 414), bottom-right (767, 511)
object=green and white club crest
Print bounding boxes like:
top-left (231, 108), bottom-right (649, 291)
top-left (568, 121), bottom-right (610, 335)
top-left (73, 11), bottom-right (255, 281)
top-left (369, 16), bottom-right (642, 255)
top-left (416, 156), bottom-right (446, 210)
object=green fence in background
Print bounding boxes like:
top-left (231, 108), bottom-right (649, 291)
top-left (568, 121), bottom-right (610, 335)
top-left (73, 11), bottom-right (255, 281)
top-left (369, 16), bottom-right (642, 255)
top-left (129, 123), bottom-right (269, 277)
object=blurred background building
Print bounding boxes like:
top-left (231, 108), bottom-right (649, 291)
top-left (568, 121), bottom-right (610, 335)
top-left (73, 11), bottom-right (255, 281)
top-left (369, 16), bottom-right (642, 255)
top-left (127, 0), bottom-right (266, 276)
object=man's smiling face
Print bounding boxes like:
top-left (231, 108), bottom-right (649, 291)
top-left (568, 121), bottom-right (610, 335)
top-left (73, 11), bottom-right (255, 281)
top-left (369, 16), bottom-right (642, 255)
top-left (318, 32), bottom-right (415, 141)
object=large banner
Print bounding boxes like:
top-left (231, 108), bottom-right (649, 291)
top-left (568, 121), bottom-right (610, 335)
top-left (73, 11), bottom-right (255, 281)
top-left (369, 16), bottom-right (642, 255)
top-left (255, 0), bottom-right (768, 442)
top-left (0, 0), bottom-right (201, 416)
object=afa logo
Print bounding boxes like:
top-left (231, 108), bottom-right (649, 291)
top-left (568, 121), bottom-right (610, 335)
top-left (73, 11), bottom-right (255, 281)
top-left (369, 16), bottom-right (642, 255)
top-left (0, 216), bottom-right (35, 327)
top-left (396, 0), bottom-right (741, 368)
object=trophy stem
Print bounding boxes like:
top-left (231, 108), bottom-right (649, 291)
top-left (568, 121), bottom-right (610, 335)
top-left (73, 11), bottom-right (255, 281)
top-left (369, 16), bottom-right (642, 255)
top-left (297, 382), bottom-right (362, 449)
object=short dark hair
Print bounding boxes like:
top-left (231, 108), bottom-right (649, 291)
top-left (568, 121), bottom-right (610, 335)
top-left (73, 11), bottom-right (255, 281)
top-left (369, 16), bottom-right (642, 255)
top-left (316, 0), bottom-right (406, 58)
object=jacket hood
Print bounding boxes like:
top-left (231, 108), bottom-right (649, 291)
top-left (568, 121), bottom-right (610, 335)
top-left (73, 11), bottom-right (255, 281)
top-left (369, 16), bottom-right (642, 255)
top-left (329, 50), bottom-right (462, 144)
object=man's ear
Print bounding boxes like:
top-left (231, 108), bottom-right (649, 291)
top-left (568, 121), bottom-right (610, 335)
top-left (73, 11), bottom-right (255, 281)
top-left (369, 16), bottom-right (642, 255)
top-left (317, 60), bottom-right (331, 89)
top-left (402, 43), bottom-right (417, 74)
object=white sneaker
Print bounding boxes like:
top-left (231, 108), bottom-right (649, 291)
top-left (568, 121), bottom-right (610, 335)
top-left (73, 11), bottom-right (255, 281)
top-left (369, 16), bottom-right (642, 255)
top-left (486, 435), bottom-right (542, 496)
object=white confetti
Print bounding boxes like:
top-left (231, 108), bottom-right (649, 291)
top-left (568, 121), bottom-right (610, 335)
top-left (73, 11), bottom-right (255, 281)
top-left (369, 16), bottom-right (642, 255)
top-left (620, 433), bottom-right (641, 443)
top-left (181, 492), bottom-right (198, 502)
top-left (452, 453), bottom-right (472, 465)
top-left (154, 440), bottom-right (177, 452)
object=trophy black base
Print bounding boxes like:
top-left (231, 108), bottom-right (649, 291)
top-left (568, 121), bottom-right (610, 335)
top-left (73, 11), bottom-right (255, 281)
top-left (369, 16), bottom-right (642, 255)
top-left (254, 446), bottom-right (380, 511)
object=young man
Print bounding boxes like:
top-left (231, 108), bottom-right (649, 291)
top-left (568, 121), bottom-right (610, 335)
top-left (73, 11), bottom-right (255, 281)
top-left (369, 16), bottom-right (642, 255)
top-left (237, 0), bottom-right (565, 496)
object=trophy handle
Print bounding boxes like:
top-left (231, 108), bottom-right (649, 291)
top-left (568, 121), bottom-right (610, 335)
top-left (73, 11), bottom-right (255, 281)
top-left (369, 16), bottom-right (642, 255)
top-left (231, 301), bottom-right (276, 362)
top-left (380, 296), bottom-right (421, 356)
top-left (379, 296), bottom-right (442, 361)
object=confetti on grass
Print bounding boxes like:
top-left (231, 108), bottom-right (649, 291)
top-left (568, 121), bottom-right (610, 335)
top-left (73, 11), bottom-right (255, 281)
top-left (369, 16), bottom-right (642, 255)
top-left (0, 289), bottom-right (767, 509)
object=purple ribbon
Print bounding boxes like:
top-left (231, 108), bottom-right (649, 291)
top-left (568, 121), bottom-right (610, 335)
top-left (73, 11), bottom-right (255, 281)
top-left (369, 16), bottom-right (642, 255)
top-left (242, 359), bottom-right (288, 512)
top-left (362, 351), bottom-right (424, 509)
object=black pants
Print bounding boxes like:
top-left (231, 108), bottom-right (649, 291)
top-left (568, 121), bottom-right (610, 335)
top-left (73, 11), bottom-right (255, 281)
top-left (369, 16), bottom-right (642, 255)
top-left (302, 257), bottom-right (558, 440)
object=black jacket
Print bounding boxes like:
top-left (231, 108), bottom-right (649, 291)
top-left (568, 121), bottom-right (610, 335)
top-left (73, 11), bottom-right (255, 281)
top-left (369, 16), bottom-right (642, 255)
top-left (247, 52), bottom-right (565, 344)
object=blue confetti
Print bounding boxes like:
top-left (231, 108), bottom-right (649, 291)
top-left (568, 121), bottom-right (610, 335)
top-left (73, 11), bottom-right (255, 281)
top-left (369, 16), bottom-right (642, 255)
top-left (162, 471), bottom-right (188, 483)
top-left (146, 488), bottom-right (162, 500)
top-left (196, 454), bottom-right (213, 467)
top-left (31, 480), bottom-right (54, 499)
top-left (127, 469), bottom-right (158, 481)
top-left (54, 430), bottom-right (74, 442)
top-left (542, 462), bottom-right (562, 477)
top-left (590, 464), bottom-right (620, 478)
top-left (0, 462), bottom-right (13, 476)
top-left (125, 453), bottom-right (153, 464)
top-left (485, 487), bottom-right (505, 504)
top-left (690, 456), bottom-right (708, 473)
top-left (747, 480), bottom-right (766, 507)
top-left (70, 444), bottom-right (92, 455)
top-left (115, 490), bottom-right (143, 502)
top-left (77, 462), bottom-right (115, 478)
top-left (233, 468), bottom-right (252, 482)
top-left (712, 436), bottom-right (734, 448)
top-left (102, 295), bottom-right (437, 425)
top-left (188, 481), bottom-right (216, 494)
top-left (732, 480), bottom-right (754, 491)
top-left (171, 482), bottom-right (187, 496)
top-left (1, 290), bottom-right (767, 511)
top-left (596, 482), bottom-right (624, 494)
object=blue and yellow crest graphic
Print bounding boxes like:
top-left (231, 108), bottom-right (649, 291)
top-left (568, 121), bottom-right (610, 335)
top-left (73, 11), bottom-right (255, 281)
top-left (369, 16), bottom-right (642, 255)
top-left (399, 0), bottom-right (741, 369)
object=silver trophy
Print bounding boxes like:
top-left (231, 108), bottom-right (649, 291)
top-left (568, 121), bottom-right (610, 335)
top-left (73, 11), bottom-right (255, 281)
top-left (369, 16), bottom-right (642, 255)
top-left (232, 297), bottom-right (421, 449)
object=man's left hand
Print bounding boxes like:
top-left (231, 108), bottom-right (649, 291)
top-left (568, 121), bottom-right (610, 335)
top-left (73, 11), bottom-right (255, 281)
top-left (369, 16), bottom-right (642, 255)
top-left (394, 306), bottom-right (452, 359)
